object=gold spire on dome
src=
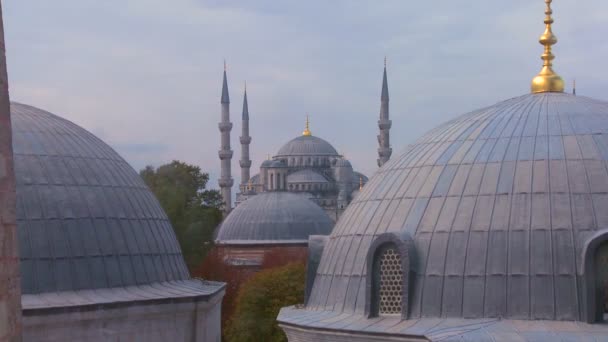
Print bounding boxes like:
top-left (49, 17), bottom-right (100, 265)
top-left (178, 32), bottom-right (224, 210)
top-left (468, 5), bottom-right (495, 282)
top-left (530, 0), bottom-right (565, 93)
top-left (302, 115), bottom-right (312, 136)
top-left (359, 176), bottom-right (363, 191)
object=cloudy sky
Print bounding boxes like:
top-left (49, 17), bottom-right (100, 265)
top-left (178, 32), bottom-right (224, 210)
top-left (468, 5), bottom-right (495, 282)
top-left (4, 0), bottom-right (607, 193)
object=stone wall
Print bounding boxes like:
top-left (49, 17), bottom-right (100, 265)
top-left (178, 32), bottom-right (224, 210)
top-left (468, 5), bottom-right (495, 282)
top-left (23, 294), bottom-right (223, 342)
top-left (0, 1), bottom-right (22, 340)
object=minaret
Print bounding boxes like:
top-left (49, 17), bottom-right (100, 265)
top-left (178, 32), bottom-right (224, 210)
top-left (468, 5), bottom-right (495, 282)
top-left (377, 57), bottom-right (392, 167)
top-left (0, 1), bottom-right (22, 339)
top-left (218, 62), bottom-right (234, 214)
top-left (239, 83), bottom-right (252, 189)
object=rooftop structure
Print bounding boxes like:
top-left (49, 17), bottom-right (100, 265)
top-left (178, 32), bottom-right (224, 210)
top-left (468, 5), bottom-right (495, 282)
top-left (278, 1), bottom-right (608, 340)
top-left (12, 103), bottom-right (225, 341)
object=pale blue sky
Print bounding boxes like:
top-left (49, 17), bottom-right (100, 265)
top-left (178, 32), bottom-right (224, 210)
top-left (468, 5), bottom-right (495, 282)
top-left (4, 1), bottom-right (607, 190)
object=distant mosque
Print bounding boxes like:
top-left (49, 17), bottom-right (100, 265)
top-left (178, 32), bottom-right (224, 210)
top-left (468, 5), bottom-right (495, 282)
top-left (216, 61), bottom-right (393, 221)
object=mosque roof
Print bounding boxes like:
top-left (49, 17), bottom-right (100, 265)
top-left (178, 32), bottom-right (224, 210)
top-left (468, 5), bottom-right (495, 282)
top-left (276, 135), bottom-right (339, 157)
top-left (215, 192), bottom-right (333, 244)
top-left (286, 170), bottom-right (329, 184)
top-left (334, 158), bottom-right (352, 168)
top-left (12, 103), bottom-right (190, 294)
top-left (304, 92), bottom-right (608, 321)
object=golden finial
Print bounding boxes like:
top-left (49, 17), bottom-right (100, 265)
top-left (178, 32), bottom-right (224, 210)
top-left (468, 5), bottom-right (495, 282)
top-left (224, 59), bottom-right (227, 71)
top-left (384, 56), bottom-right (387, 68)
top-left (267, 154), bottom-right (271, 160)
top-left (359, 176), bottom-right (363, 191)
top-left (531, 0), bottom-right (565, 93)
top-left (302, 114), bottom-right (312, 136)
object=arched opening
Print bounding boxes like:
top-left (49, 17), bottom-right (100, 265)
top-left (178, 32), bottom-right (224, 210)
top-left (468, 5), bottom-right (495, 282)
top-left (371, 244), bottom-right (403, 317)
top-left (595, 243), bottom-right (608, 321)
top-left (365, 232), bottom-right (412, 320)
top-left (583, 230), bottom-right (608, 323)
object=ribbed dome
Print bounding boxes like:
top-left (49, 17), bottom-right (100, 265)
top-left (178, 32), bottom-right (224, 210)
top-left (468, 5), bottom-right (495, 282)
top-left (215, 192), bottom-right (333, 244)
top-left (12, 103), bottom-right (188, 294)
top-left (287, 170), bottom-right (328, 184)
top-left (334, 158), bottom-right (352, 167)
top-left (307, 93), bottom-right (608, 321)
top-left (276, 135), bottom-right (339, 157)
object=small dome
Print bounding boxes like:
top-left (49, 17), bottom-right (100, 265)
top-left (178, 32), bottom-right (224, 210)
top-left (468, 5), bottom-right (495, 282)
top-left (334, 158), bottom-right (352, 168)
top-left (276, 135), bottom-right (339, 157)
top-left (12, 103), bottom-right (188, 294)
top-left (270, 160), bottom-right (287, 168)
top-left (260, 160), bottom-right (273, 168)
top-left (215, 192), bottom-right (333, 244)
top-left (307, 93), bottom-right (608, 321)
top-left (287, 170), bottom-right (329, 184)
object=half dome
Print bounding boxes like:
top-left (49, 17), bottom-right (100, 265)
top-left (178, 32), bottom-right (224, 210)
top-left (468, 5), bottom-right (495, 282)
top-left (215, 192), bottom-right (333, 244)
top-left (287, 170), bottom-right (329, 184)
top-left (12, 103), bottom-right (188, 294)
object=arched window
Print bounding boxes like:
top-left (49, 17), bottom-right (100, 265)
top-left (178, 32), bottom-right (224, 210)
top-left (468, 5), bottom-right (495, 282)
top-left (373, 245), bottom-right (403, 316)
top-left (269, 174), bottom-right (274, 191)
top-left (583, 230), bottom-right (608, 323)
top-left (366, 233), bottom-right (412, 319)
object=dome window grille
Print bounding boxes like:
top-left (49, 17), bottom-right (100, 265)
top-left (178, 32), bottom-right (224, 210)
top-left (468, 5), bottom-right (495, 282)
top-left (375, 245), bottom-right (403, 315)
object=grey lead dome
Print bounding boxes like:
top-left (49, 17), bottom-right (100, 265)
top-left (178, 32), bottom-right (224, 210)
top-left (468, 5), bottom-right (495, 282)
top-left (215, 192), bottom-right (333, 244)
top-left (276, 135), bottom-right (339, 157)
top-left (12, 103), bottom-right (189, 294)
top-left (307, 92), bottom-right (608, 320)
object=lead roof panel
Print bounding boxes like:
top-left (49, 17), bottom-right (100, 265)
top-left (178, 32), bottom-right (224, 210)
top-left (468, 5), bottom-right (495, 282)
top-left (11, 103), bottom-right (189, 294)
top-left (306, 93), bottom-right (608, 322)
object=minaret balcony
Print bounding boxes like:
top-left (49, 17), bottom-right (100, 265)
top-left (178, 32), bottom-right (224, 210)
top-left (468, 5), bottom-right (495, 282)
top-left (240, 136), bottom-right (252, 144)
top-left (218, 150), bottom-right (233, 159)
top-left (378, 119), bottom-right (392, 130)
top-left (239, 160), bottom-right (252, 168)
top-left (218, 122), bottom-right (233, 132)
top-left (218, 178), bottom-right (234, 187)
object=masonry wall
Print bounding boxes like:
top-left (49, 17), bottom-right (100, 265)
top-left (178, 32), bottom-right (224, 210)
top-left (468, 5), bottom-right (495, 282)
top-left (22, 294), bottom-right (223, 342)
top-left (0, 1), bottom-right (22, 340)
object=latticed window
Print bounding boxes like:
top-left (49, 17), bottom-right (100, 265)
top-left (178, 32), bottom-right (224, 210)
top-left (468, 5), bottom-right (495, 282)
top-left (374, 245), bottom-right (403, 315)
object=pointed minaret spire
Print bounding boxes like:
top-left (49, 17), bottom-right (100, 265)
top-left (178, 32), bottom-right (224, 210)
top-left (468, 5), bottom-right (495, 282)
top-left (218, 62), bottom-right (234, 215)
top-left (240, 82), bottom-right (252, 189)
top-left (221, 60), bottom-right (230, 104)
top-left (0, 1), bottom-right (22, 338)
top-left (377, 57), bottom-right (392, 167)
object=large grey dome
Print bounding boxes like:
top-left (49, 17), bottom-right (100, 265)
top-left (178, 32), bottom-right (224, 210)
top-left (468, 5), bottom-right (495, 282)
top-left (276, 135), bottom-right (339, 157)
top-left (215, 192), bottom-right (333, 244)
top-left (306, 93), bottom-right (608, 321)
top-left (12, 103), bottom-right (189, 294)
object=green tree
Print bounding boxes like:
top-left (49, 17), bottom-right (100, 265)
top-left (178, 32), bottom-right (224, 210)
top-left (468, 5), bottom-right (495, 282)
top-left (225, 263), bottom-right (306, 342)
top-left (140, 161), bottom-right (223, 270)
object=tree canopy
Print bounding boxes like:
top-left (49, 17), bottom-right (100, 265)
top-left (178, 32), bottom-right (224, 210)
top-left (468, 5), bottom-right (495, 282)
top-left (140, 161), bottom-right (222, 270)
top-left (224, 263), bottom-right (306, 342)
